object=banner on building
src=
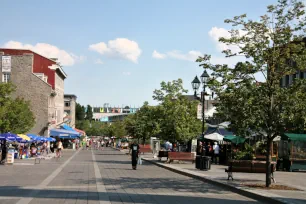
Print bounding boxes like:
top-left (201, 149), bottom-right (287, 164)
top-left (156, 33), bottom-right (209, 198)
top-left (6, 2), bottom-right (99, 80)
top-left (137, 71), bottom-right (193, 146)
top-left (197, 104), bottom-right (202, 120)
top-left (100, 117), bottom-right (109, 122)
top-left (2, 56), bottom-right (11, 72)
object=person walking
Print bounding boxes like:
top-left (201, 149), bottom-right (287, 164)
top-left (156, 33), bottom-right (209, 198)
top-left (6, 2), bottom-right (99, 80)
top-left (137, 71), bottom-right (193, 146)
top-left (129, 141), bottom-right (140, 170)
top-left (56, 140), bottom-right (63, 158)
top-left (213, 142), bottom-right (220, 164)
top-left (1, 141), bottom-right (7, 164)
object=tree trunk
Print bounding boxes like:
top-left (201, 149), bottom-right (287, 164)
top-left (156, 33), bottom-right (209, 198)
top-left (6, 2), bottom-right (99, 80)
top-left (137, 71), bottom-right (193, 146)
top-left (265, 138), bottom-right (273, 187)
top-left (143, 136), bottom-right (145, 146)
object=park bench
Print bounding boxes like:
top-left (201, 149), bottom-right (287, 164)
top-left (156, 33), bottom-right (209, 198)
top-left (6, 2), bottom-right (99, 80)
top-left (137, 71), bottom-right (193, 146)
top-left (139, 147), bottom-right (152, 154)
top-left (168, 152), bottom-right (195, 164)
top-left (225, 160), bottom-right (276, 182)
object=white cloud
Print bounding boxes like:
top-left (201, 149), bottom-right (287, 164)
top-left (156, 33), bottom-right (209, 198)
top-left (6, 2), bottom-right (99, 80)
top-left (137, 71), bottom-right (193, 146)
top-left (208, 27), bottom-right (246, 53)
top-left (152, 50), bottom-right (166, 59)
top-left (3, 41), bottom-right (81, 66)
top-left (122, 72), bottom-right (131, 76)
top-left (89, 38), bottom-right (142, 63)
top-left (167, 50), bottom-right (202, 61)
top-left (94, 59), bottom-right (104, 64)
top-left (152, 50), bottom-right (202, 61)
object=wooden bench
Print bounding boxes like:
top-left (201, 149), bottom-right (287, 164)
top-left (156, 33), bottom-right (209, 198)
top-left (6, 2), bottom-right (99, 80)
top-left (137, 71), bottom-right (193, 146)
top-left (225, 160), bottom-right (276, 182)
top-left (139, 147), bottom-right (152, 154)
top-left (168, 152), bottom-right (195, 164)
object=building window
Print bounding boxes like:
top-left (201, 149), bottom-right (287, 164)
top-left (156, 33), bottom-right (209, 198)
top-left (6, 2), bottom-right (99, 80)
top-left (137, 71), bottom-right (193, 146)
top-left (299, 71), bottom-right (304, 79)
top-left (65, 101), bottom-right (70, 107)
top-left (285, 75), bottom-right (290, 87)
top-left (2, 73), bottom-right (10, 83)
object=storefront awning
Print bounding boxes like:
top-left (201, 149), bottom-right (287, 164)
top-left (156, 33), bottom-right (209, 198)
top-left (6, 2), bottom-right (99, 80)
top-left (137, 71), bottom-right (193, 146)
top-left (284, 133), bottom-right (306, 141)
top-left (223, 135), bottom-right (246, 144)
top-left (50, 129), bottom-right (80, 138)
top-left (74, 128), bottom-right (86, 136)
top-left (61, 124), bottom-right (76, 131)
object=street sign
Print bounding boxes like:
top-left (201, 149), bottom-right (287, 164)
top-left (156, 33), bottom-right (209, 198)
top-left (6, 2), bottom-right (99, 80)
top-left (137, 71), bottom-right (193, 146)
top-left (2, 56), bottom-right (11, 72)
top-left (197, 104), bottom-right (202, 120)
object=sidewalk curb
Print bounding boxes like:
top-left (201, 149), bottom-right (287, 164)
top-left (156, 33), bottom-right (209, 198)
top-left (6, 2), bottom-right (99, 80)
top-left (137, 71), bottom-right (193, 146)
top-left (142, 158), bottom-right (286, 204)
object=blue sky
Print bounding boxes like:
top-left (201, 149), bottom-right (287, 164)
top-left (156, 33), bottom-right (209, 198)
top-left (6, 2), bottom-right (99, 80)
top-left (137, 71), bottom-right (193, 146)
top-left (0, 0), bottom-right (278, 107)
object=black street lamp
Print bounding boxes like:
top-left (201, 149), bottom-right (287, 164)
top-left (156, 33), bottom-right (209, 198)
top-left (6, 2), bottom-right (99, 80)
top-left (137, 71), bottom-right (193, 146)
top-left (191, 69), bottom-right (211, 156)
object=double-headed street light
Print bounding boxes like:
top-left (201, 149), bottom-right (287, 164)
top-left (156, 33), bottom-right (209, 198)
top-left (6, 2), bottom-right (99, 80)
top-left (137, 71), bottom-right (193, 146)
top-left (191, 69), bottom-right (211, 156)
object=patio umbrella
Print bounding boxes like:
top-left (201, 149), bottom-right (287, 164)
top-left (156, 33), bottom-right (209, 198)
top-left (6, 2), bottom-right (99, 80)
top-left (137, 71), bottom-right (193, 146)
top-left (46, 137), bottom-right (55, 142)
top-left (0, 133), bottom-right (22, 141)
top-left (27, 134), bottom-right (40, 141)
top-left (17, 134), bottom-right (32, 141)
top-left (204, 133), bottom-right (224, 141)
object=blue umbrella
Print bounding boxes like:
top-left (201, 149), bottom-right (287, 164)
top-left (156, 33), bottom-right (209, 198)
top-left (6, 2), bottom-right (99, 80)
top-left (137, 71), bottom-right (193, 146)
top-left (46, 137), bottom-right (55, 142)
top-left (0, 133), bottom-right (22, 141)
top-left (27, 134), bottom-right (46, 142)
top-left (27, 134), bottom-right (39, 141)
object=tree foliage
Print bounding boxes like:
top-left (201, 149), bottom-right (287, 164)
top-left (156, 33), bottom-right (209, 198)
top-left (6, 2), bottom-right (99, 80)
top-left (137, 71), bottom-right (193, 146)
top-left (112, 121), bottom-right (127, 138)
top-left (153, 79), bottom-right (202, 142)
top-left (0, 83), bottom-right (35, 133)
top-left (124, 102), bottom-right (161, 144)
top-left (198, 0), bottom-right (306, 187)
top-left (85, 105), bottom-right (93, 120)
top-left (75, 103), bottom-right (85, 121)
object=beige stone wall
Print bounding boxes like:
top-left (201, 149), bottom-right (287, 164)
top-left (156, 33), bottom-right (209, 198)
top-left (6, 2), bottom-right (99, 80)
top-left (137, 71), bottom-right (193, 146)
top-left (0, 53), bottom-right (52, 135)
top-left (54, 72), bottom-right (64, 124)
top-left (64, 95), bottom-right (76, 127)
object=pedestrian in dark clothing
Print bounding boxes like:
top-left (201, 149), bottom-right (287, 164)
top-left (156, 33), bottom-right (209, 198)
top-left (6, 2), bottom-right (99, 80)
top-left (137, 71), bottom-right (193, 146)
top-left (1, 141), bottom-right (7, 164)
top-left (129, 141), bottom-right (140, 170)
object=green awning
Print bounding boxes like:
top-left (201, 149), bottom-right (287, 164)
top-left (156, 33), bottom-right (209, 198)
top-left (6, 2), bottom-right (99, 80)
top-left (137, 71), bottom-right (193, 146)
top-left (284, 133), bottom-right (306, 141)
top-left (223, 135), bottom-right (246, 144)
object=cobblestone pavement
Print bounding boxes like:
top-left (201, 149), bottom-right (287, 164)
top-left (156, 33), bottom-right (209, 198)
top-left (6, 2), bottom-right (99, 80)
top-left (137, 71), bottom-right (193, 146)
top-left (0, 148), bottom-right (263, 204)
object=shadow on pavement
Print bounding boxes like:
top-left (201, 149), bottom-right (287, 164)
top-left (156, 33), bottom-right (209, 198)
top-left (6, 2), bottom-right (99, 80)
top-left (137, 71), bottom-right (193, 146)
top-left (0, 186), bottom-right (265, 203)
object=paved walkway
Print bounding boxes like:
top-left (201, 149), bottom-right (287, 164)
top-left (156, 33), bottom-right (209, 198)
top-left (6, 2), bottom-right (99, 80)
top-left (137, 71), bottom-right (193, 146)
top-left (0, 148), bottom-right (262, 204)
top-left (141, 155), bottom-right (306, 204)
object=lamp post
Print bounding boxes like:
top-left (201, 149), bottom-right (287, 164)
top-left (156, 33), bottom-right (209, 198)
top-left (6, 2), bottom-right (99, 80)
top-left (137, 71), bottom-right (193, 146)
top-left (191, 69), bottom-right (210, 156)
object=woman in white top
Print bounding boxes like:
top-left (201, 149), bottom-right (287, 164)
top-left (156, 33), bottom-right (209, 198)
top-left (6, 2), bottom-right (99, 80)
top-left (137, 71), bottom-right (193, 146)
top-left (56, 140), bottom-right (63, 158)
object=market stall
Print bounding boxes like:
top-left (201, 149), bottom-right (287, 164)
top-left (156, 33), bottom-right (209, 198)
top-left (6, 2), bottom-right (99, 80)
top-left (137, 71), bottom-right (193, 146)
top-left (279, 133), bottom-right (306, 171)
top-left (50, 128), bottom-right (80, 149)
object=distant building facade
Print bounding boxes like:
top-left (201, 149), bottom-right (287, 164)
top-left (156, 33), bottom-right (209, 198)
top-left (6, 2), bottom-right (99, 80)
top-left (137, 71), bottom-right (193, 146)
top-left (92, 105), bottom-right (139, 122)
top-left (64, 94), bottom-right (77, 127)
top-left (0, 49), bottom-right (67, 135)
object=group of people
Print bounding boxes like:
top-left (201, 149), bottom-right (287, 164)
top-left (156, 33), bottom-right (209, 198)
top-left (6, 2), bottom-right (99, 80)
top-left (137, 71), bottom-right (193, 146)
top-left (82, 139), bottom-right (106, 150)
top-left (0, 139), bottom-right (63, 164)
top-left (198, 141), bottom-right (220, 164)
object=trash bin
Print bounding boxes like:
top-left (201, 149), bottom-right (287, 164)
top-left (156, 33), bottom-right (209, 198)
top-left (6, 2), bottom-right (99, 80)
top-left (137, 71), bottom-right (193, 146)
top-left (200, 156), bottom-right (211, 170)
top-left (6, 148), bottom-right (15, 165)
top-left (195, 155), bottom-right (201, 169)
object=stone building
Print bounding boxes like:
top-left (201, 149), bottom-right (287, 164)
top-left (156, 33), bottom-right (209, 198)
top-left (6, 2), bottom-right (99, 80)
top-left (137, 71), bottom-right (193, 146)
top-left (0, 49), bottom-right (67, 135)
top-left (64, 94), bottom-right (77, 128)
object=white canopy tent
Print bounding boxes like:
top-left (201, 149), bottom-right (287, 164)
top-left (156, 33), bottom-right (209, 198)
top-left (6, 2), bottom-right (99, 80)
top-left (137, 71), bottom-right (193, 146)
top-left (204, 133), bottom-right (224, 141)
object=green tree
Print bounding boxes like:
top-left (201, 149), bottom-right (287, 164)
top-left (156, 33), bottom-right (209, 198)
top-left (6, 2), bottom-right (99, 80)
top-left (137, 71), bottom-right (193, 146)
top-left (0, 83), bottom-right (35, 133)
top-left (85, 105), bottom-right (93, 120)
top-left (113, 121), bottom-right (127, 138)
top-left (198, 0), bottom-right (306, 187)
top-left (124, 102), bottom-right (161, 144)
top-left (75, 120), bottom-right (91, 133)
top-left (153, 79), bottom-right (202, 142)
top-left (75, 103), bottom-right (85, 120)
top-left (105, 124), bottom-right (115, 137)
top-left (124, 114), bottom-right (137, 139)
